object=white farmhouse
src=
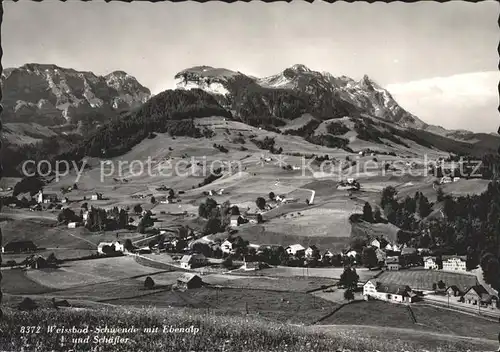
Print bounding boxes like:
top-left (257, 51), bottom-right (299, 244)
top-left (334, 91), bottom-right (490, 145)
top-left (424, 256), bottom-right (439, 270)
top-left (286, 244), bottom-right (306, 256)
top-left (440, 176), bottom-right (452, 184)
top-left (363, 280), bottom-right (417, 303)
top-left (97, 241), bottom-right (124, 254)
top-left (442, 255), bottom-right (467, 272)
top-left (221, 240), bottom-right (234, 254)
top-left (370, 239), bottom-right (380, 249)
top-left (67, 222), bottom-right (79, 229)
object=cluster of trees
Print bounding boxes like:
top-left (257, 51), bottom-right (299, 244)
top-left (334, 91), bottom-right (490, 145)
top-left (353, 120), bottom-right (410, 148)
top-left (283, 119), bottom-right (321, 138)
top-left (379, 182), bottom-right (500, 291)
top-left (197, 168), bottom-right (223, 188)
top-left (380, 187), bottom-right (433, 232)
top-left (361, 202), bottom-right (383, 223)
top-left (13, 177), bottom-right (44, 197)
top-left (57, 205), bottom-right (129, 232)
top-left (2, 134), bottom-right (83, 177)
top-left (213, 143), bottom-right (228, 153)
top-left (250, 137), bottom-right (283, 154)
top-left (198, 198), bottom-right (239, 235)
top-left (326, 121), bottom-right (349, 136)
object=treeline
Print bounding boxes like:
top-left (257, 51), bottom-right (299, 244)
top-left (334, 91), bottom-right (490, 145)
top-left (283, 119), bottom-right (321, 138)
top-left (353, 119), bottom-right (410, 148)
top-left (3, 134), bottom-right (84, 177)
top-left (250, 136), bottom-right (282, 154)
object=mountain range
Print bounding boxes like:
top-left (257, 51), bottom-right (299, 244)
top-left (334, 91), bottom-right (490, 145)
top-left (1, 63), bottom-right (151, 125)
top-left (1, 63), bottom-right (499, 173)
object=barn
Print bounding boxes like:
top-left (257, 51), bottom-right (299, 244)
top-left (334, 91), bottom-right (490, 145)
top-left (176, 273), bottom-right (203, 290)
top-left (3, 240), bottom-right (37, 253)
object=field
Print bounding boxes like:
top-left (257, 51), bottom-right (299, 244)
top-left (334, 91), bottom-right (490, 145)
top-left (1, 268), bottom-right (55, 295)
top-left (203, 275), bottom-right (335, 292)
top-left (111, 287), bottom-right (340, 324)
top-left (0, 306), bottom-right (495, 352)
top-left (25, 256), bottom-right (166, 290)
top-left (253, 266), bottom-right (381, 281)
top-left (318, 300), bottom-right (498, 341)
top-left (377, 269), bottom-right (479, 292)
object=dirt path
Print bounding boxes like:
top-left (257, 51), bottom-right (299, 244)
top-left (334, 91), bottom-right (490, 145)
top-left (67, 232), bottom-right (98, 248)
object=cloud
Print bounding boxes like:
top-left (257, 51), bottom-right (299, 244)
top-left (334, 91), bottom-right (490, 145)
top-left (385, 71), bottom-right (499, 133)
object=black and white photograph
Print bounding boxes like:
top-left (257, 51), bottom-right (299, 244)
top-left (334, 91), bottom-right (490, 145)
top-left (0, 1), bottom-right (499, 351)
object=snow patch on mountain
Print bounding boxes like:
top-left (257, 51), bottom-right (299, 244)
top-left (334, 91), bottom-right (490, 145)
top-left (175, 77), bottom-right (230, 96)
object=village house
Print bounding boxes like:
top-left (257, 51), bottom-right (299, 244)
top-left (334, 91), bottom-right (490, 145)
top-left (305, 245), bottom-right (320, 258)
top-left (97, 241), bottom-right (124, 254)
top-left (345, 249), bottom-right (357, 258)
top-left (61, 197), bottom-right (69, 204)
top-left (424, 256), bottom-right (439, 270)
top-left (322, 250), bottom-right (335, 260)
top-left (370, 239), bottom-right (380, 249)
top-left (446, 285), bottom-right (463, 297)
top-left (244, 213), bottom-right (263, 224)
top-left (67, 222), bottom-right (80, 229)
top-left (385, 256), bottom-right (400, 271)
top-left (442, 255), bottom-right (467, 272)
top-left (230, 215), bottom-right (244, 227)
top-left (221, 240), bottom-right (235, 254)
top-left (179, 253), bottom-right (208, 269)
top-left (286, 244), bottom-right (306, 256)
top-left (176, 273), bottom-right (203, 290)
top-left (384, 244), bottom-right (393, 252)
top-left (240, 261), bottom-right (267, 271)
top-left (462, 285), bottom-right (498, 308)
top-left (363, 280), bottom-right (418, 303)
top-left (440, 176), bottom-right (453, 184)
top-left (375, 248), bottom-right (386, 263)
top-left (36, 190), bottom-right (58, 204)
top-left (91, 192), bottom-right (103, 201)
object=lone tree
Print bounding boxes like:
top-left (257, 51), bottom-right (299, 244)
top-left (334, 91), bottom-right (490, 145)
top-left (437, 280), bottom-right (446, 290)
top-left (269, 192), bottom-right (275, 201)
top-left (361, 247), bottom-right (378, 269)
top-left (124, 239), bottom-right (134, 252)
top-left (344, 289), bottom-right (355, 302)
top-left (256, 197), bottom-right (266, 210)
top-left (133, 204), bottom-right (143, 214)
top-left (150, 196), bottom-right (156, 204)
top-left (144, 276), bottom-right (155, 290)
top-left (436, 187), bottom-right (445, 202)
top-left (339, 266), bottom-right (359, 291)
top-left (363, 202), bottom-right (373, 222)
top-left (222, 256), bottom-right (233, 269)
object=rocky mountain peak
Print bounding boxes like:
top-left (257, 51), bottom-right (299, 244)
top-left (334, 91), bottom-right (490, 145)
top-left (1, 64), bottom-right (151, 125)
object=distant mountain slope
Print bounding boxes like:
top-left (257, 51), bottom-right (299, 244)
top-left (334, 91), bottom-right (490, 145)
top-left (174, 64), bottom-right (500, 156)
top-left (175, 64), bottom-right (427, 129)
top-left (1, 63), bottom-right (151, 125)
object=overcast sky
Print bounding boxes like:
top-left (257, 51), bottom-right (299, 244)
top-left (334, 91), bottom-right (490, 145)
top-left (3, 0), bottom-right (499, 132)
